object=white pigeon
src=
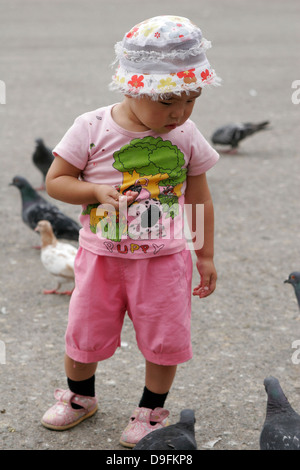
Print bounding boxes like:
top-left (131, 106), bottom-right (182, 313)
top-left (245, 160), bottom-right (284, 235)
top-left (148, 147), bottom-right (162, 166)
top-left (35, 220), bottom-right (77, 295)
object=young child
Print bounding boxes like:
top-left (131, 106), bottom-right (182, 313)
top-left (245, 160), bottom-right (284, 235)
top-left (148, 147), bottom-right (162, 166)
top-left (41, 15), bottom-right (221, 448)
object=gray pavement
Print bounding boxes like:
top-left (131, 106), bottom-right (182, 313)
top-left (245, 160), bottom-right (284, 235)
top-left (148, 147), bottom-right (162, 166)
top-left (0, 0), bottom-right (300, 451)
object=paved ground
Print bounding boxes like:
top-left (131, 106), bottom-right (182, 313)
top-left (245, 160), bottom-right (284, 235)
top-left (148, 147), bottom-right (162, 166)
top-left (0, 0), bottom-right (300, 451)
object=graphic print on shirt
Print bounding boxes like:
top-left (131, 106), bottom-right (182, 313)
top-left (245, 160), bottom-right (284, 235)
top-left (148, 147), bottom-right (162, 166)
top-left (82, 136), bottom-right (187, 252)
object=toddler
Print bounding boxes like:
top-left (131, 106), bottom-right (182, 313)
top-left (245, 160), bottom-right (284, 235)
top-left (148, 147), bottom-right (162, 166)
top-left (41, 15), bottom-right (221, 448)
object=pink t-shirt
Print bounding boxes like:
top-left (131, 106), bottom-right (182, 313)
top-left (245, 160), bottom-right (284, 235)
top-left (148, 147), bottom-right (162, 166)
top-left (53, 104), bottom-right (219, 258)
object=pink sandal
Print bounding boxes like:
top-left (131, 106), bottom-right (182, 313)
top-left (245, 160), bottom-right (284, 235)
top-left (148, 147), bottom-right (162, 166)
top-left (120, 407), bottom-right (169, 448)
top-left (41, 389), bottom-right (98, 430)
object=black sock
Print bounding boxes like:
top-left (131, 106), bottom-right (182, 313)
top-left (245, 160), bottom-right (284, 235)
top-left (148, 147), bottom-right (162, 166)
top-left (68, 375), bottom-right (95, 409)
top-left (139, 386), bottom-right (169, 410)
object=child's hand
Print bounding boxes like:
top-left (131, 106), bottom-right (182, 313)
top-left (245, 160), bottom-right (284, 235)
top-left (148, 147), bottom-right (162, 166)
top-left (193, 257), bottom-right (217, 298)
top-left (94, 185), bottom-right (138, 209)
top-left (122, 190), bottom-right (139, 205)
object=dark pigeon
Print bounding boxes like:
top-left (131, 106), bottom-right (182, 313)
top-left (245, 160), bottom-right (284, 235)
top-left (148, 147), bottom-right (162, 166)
top-left (260, 376), bottom-right (300, 450)
top-left (10, 176), bottom-right (80, 241)
top-left (32, 138), bottom-right (54, 190)
top-left (211, 121), bottom-right (270, 153)
top-left (284, 272), bottom-right (300, 309)
top-left (134, 409), bottom-right (197, 450)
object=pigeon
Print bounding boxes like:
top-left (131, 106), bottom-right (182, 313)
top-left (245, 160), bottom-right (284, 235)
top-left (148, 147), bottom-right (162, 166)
top-left (260, 376), bottom-right (300, 450)
top-left (10, 176), bottom-right (80, 242)
top-left (134, 409), bottom-right (197, 450)
top-left (32, 138), bottom-right (54, 190)
top-left (35, 220), bottom-right (77, 295)
top-left (211, 121), bottom-right (270, 153)
top-left (284, 272), bottom-right (300, 309)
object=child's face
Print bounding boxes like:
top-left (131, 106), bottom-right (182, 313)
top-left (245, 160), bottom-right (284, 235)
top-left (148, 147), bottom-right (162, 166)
top-left (126, 89), bottom-right (202, 133)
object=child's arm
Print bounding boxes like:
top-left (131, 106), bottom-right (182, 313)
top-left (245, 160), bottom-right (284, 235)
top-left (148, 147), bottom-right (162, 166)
top-left (185, 173), bottom-right (217, 298)
top-left (46, 155), bottom-right (137, 208)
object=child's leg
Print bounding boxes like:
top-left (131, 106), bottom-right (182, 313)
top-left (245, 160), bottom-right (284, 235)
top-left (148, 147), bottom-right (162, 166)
top-left (64, 354), bottom-right (98, 408)
top-left (138, 361), bottom-right (176, 409)
top-left (65, 353), bottom-right (98, 382)
top-left (144, 360), bottom-right (177, 394)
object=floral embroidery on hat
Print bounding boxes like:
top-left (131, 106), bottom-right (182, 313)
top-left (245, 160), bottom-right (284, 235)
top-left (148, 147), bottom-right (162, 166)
top-left (141, 22), bottom-right (161, 38)
top-left (126, 26), bottom-right (139, 39)
top-left (128, 75), bottom-right (144, 89)
top-left (160, 21), bottom-right (188, 39)
top-left (177, 69), bottom-right (196, 84)
top-left (114, 74), bottom-right (125, 85)
top-left (157, 76), bottom-right (177, 91)
top-left (201, 69), bottom-right (212, 82)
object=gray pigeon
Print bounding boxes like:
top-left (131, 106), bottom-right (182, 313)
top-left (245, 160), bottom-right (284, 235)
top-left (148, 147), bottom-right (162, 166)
top-left (32, 138), bottom-right (54, 190)
top-left (284, 272), bottom-right (300, 309)
top-left (260, 376), bottom-right (300, 450)
top-left (134, 409), bottom-right (197, 450)
top-left (10, 176), bottom-right (80, 241)
top-left (211, 121), bottom-right (270, 153)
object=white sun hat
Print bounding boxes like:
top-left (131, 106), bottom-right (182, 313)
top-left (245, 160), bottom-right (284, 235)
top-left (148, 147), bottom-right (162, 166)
top-left (109, 15), bottom-right (221, 99)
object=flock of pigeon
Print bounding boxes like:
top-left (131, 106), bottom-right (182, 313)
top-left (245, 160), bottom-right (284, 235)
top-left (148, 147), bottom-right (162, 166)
top-left (9, 128), bottom-right (300, 450)
top-left (10, 139), bottom-right (80, 295)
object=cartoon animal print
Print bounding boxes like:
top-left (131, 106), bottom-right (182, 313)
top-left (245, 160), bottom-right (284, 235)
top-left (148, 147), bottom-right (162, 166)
top-left (128, 199), bottom-right (166, 240)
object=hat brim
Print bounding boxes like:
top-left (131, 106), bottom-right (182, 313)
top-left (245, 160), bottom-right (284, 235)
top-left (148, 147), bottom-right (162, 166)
top-left (109, 64), bottom-right (221, 99)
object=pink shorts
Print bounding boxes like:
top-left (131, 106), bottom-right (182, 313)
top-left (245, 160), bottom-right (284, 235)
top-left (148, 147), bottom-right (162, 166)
top-left (66, 247), bottom-right (193, 366)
